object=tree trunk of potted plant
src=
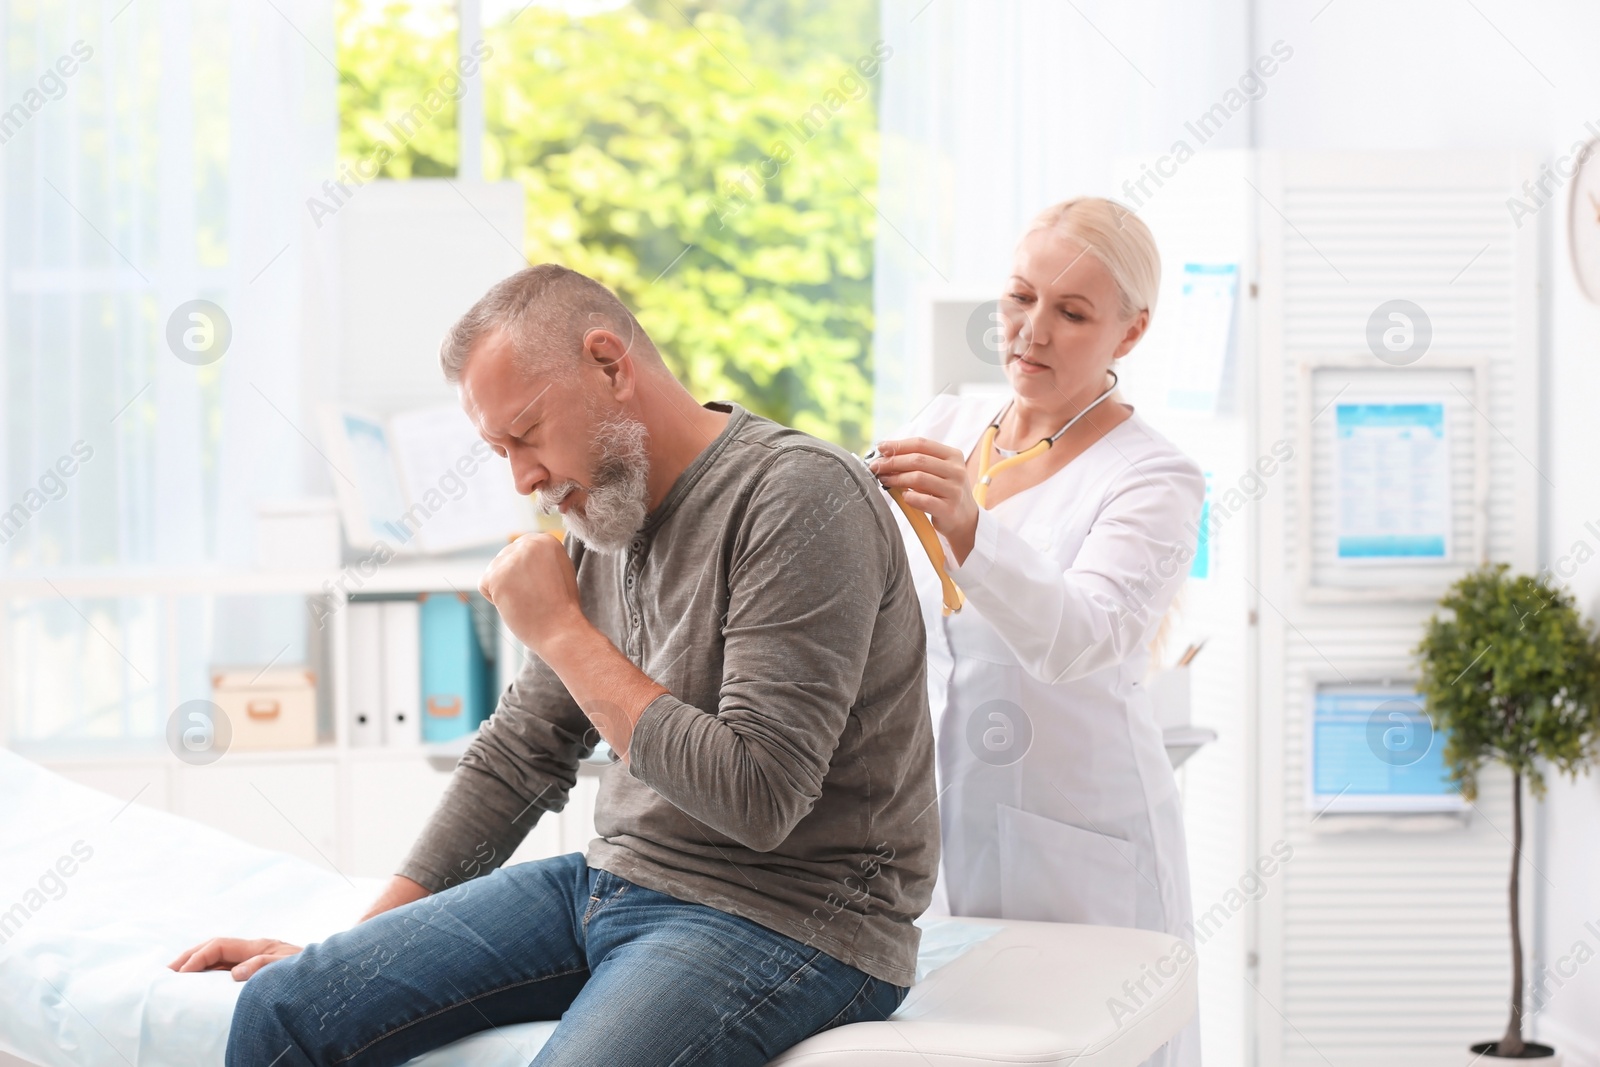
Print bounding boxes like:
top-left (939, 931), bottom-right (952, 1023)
top-left (1499, 770), bottom-right (1524, 1058)
top-left (1470, 768), bottom-right (1559, 1062)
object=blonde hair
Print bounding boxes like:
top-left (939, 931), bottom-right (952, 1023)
top-left (1023, 197), bottom-right (1161, 322)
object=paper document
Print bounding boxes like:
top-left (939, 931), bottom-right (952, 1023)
top-left (1334, 401), bottom-right (1450, 561)
top-left (1164, 263), bottom-right (1237, 413)
top-left (320, 404), bottom-right (535, 554)
top-left (1310, 685), bottom-right (1460, 812)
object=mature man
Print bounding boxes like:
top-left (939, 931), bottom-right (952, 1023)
top-left (171, 264), bottom-right (938, 1066)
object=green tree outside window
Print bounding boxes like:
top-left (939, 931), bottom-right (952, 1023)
top-left (337, 0), bottom-right (881, 449)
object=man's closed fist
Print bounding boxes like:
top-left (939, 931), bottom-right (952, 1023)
top-left (479, 532), bottom-right (585, 655)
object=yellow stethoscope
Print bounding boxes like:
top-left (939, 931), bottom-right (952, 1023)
top-left (865, 369), bottom-right (1120, 616)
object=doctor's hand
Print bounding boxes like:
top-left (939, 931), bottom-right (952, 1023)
top-left (167, 937), bottom-right (303, 981)
top-left (869, 437), bottom-right (980, 565)
top-left (480, 532), bottom-right (589, 656)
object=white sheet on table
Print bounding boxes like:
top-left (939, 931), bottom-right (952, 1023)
top-left (0, 750), bottom-right (995, 1067)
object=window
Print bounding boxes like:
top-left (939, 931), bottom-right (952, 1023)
top-left (337, 0), bottom-right (462, 179)
top-left (2, 0), bottom-right (882, 746)
top-left (2, 0), bottom-right (334, 744)
top-left (335, 0), bottom-right (883, 448)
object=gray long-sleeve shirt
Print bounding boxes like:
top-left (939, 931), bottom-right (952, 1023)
top-left (397, 402), bottom-right (938, 986)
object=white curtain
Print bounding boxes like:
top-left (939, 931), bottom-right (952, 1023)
top-left (2, 0), bottom-right (336, 740)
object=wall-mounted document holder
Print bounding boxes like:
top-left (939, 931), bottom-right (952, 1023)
top-left (1295, 356), bottom-right (1490, 602)
top-left (1305, 674), bottom-right (1464, 817)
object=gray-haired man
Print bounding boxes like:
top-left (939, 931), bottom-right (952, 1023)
top-left (173, 264), bottom-right (939, 1067)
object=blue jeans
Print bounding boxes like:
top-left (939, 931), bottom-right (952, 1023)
top-left (226, 852), bottom-right (907, 1066)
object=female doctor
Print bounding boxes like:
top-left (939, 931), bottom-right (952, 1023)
top-left (869, 197), bottom-right (1204, 1067)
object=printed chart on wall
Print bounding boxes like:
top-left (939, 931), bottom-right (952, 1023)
top-left (1309, 684), bottom-right (1461, 813)
top-left (1164, 263), bottom-right (1238, 414)
top-left (1332, 400), bottom-right (1451, 563)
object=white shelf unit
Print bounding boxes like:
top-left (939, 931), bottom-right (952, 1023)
top-left (0, 560), bottom-right (603, 882)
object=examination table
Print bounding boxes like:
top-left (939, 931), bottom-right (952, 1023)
top-left (0, 749), bottom-right (1195, 1066)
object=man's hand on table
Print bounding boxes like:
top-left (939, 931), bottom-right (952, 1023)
top-left (166, 875), bottom-right (430, 982)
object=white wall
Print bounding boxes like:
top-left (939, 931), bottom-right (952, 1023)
top-left (1252, 1), bottom-right (1600, 1058)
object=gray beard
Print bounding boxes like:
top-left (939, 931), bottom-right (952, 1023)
top-left (536, 410), bottom-right (650, 555)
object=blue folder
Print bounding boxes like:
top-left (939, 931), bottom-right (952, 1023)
top-left (419, 593), bottom-right (491, 742)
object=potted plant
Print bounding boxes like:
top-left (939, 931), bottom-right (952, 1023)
top-left (1415, 563), bottom-right (1600, 1064)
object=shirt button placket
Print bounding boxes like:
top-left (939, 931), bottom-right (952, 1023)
top-left (626, 538), bottom-right (645, 658)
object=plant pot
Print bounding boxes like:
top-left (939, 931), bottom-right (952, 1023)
top-left (1469, 1042), bottom-right (1559, 1064)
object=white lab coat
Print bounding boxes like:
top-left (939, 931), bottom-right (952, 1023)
top-left (889, 394), bottom-right (1204, 1067)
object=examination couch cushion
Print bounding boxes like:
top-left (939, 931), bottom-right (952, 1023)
top-left (0, 749), bottom-right (1194, 1066)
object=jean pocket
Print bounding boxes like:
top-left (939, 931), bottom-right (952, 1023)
top-left (582, 870), bottom-right (631, 927)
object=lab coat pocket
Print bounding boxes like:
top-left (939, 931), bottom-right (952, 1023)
top-left (996, 804), bottom-right (1139, 928)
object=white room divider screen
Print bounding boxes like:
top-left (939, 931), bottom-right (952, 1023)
top-left (1253, 151), bottom-right (1541, 1066)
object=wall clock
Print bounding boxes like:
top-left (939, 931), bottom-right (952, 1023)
top-left (1568, 138), bottom-right (1600, 303)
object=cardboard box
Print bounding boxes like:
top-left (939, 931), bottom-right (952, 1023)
top-left (212, 667), bottom-right (319, 750)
